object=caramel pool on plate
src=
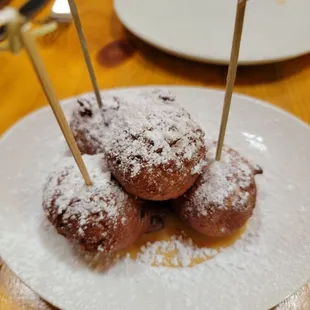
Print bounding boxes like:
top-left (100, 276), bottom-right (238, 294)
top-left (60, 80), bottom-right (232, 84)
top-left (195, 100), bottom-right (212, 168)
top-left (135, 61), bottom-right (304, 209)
top-left (120, 212), bottom-right (246, 268)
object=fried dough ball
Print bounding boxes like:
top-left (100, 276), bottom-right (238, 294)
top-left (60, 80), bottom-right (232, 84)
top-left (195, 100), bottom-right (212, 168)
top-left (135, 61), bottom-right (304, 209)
top-left (173, 144), bottom-right (263, 237)
top-left (43, 155), bottom-right (166, 253)
top-left (103, 90), bottom-right (206, 201)
top-left (69, 94), bottom-right (118, 155)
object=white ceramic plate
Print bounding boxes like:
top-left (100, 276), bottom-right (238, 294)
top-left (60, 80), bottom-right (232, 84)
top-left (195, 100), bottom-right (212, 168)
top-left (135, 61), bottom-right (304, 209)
top-left (0, 87), bottom-right (310, 310)
top-left (114, 0), bottom-right (310, 65)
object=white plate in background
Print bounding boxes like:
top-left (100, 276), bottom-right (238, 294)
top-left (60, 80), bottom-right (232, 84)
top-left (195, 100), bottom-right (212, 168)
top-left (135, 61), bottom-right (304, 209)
top-left (114, 0), bottom-right (310, 64)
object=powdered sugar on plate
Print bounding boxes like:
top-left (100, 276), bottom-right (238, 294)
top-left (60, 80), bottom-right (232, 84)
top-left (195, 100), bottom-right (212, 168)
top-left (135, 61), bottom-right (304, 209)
top-left (136, 234), bottom-right (219, 267)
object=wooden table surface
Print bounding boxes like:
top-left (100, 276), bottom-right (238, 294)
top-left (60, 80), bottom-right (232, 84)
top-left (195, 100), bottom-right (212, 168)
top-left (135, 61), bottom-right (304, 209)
top-left (0, 0), bottom-right (309, 309)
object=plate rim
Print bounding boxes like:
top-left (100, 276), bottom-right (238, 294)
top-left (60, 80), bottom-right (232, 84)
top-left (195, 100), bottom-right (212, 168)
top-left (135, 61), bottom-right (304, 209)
top-left (1, 86), bottom-right (309, 143)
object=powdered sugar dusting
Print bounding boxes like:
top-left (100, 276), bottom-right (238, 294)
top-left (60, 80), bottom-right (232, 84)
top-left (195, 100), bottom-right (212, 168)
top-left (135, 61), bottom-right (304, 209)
top-left (135, 234), bottom-right (219, 267)
top-left (69, 94), bottom-right (119, 154)
top-left (191, 144), bottom-right (256, 216)
top-left (42, 155), bottom-right (127, 241)
top-left (103, 89), bottom-right (205, 177)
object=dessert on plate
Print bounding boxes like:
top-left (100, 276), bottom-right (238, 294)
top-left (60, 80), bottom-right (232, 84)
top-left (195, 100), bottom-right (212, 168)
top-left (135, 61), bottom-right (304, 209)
top-left (70, 90), bottom-right (206, 201)
top-left (43, 154), bottom-right (166, 253)
top-left (44, 90), bottom-right (262, 260)
top-left (173, 143), bottom-right (263, 237)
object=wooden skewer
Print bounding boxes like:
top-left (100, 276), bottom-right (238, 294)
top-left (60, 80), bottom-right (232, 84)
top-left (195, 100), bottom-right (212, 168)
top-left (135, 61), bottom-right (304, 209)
top-left (19, 26), bottom-right (93, 186)
top-left (2, 7), bottom-right (23, 54)
top-left (216, 0), bottom-right (247, 161)
top-left (67, 0), bottom-right (103, 108)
